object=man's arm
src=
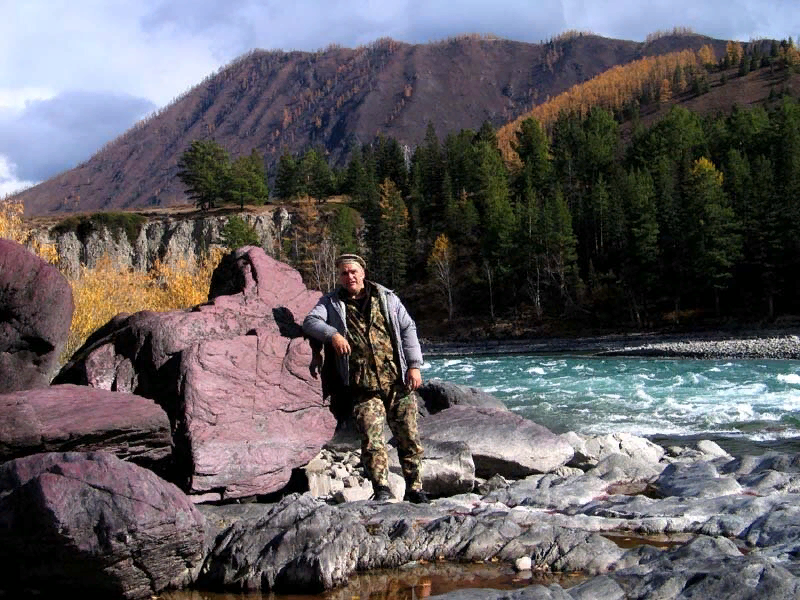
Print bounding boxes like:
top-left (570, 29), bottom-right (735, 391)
top-left (302, 298), bottom-right (338, 343)
top-left (303, 296), bottom-right (351, 356)
top-left (393, 295), bottom-right (423, 390)
top-left (394, 298), bottom-right (423, 369)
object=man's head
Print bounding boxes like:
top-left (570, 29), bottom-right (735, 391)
top-left (335, 253), bottom-right (367, 297)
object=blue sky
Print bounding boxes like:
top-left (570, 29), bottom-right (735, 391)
top-left (1, 0), bottom-right (797, 195)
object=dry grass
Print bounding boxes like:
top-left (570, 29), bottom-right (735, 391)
top-left (64, 251), bottom-right (222, 360)
top-left (2, 198), bottom-right (222, 363)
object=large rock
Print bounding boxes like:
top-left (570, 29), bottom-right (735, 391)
top-left (0, 239), bottom-right (74, 392)
top-left (178, 328), bottom-right (333, 498)
top-left (562, 431), bottom-right (665, 470)
top-left (199, 493), bottom-right (620, 593)
top-left (0, 452), bottom-right (207, 599)
top-left (0, 384), bottom-right (171, 465)
top-left (417, 379), bottom-right (508, 415)
top-left (421, 406), bottom-right (574, 478)
top-left (55, 247), bottom-right (336, 500)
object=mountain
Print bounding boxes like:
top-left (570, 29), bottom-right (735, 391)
top-left (15, 32), bottom-right (729, 216)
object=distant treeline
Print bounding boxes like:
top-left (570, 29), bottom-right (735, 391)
top-left (270, 95), bottom-right (800, 328)
top-left (176, 37), bottom-right (800, 327)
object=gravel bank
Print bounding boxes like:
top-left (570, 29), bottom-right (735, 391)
top-left (422, 329), bottom-right (800, 360)
top-left (598, 334), bottom-right (800, 360)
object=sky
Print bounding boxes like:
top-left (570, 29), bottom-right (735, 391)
top-left (1, 0), bottom-right (798, 196)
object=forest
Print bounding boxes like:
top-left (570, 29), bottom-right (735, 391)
top-left (174, 39), bottom-right (800, 333)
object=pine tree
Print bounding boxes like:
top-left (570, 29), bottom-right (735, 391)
top-left (620, 169), bottom-right (659, 325)
top-left (686, 157), bottom-right (742, 315)
top-left (374, 179), bottom-right (410, 289)
top-left (275, 151), bottom-right (301, 200)
top-left (176, 140), bottom-right (231, 210)
top-left (300, 148), bottom-right (334, 202)
top-left (229, 149), bottom-right (269, 209)
top-left (221, 215), bottom-right (260, 250)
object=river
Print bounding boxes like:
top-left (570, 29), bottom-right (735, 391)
top-left (422, 353), bottom-right (800, 454)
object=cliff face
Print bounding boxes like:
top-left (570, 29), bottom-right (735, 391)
top-left (30, 207), bottom-right (285, 278)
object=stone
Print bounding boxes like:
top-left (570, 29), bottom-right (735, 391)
top-left (420, 406), bottom-right (574, 478)
top-left (0, 384), bottom-right (171, 466)
top-left (565, 432), bottom-right (665, 469)
top-left (54, 247), bottom-right (336, 500)
top-left (696, 439), bottom-right (731, 459)
top-left (514, 556), bottom-right (532, 571)
top-left (655, 461), bottom-right (743, 498)
top-left (0, 239), bottom-right (74, 392)
top-left (390, 438), bottom-right (475, 497)
top-left (586, 452), bottom-right (665, 483)
top-left (0, 452), bottom-right (206, 599)
top-left (417, 378), bottom-right (508, 415)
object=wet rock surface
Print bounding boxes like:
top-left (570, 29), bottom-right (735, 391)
top-left (194, 437), bottom-right (800, 599)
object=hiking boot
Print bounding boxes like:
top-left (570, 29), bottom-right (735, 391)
top-left (373, 485), bottom-right (393, 501)
top-left (403, 489), bottom-right (430, 504)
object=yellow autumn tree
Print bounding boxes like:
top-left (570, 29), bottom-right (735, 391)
top-left (497, 49), bottom-right (701, 165)
top-left (0, 198), bottom-right (58, 263)
top-left (427, 233), bottom-right (455, 319)
top-left (697, 44), bottom-right (716, 69)
top-left (726, 41), bottom-right (743, 66)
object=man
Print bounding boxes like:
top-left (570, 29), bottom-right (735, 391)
top-left (303, 253), bottom-right (429, 503)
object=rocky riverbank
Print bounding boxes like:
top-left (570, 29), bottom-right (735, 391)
top-left (422, 328), bottom-right (800, 360)
top-left (2, 241), bottom-right (799, 599)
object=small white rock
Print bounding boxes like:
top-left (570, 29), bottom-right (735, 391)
top-left (514, 557), bottom-right (532, 572)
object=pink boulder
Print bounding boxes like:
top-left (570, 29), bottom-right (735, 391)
top-left (0, 239), bottom-right (74, 391)
top-left (0, 451), bottom-right (207, 598)
top-left (0, 384), bottom-right (171, 465)
top-left (55, 247), bottom-right (335, 500)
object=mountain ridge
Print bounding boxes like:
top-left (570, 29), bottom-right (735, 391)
top-left (14, 32), bottom-right (729, 216)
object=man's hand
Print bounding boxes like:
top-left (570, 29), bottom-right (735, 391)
top-left (330, 333), bottom-right (351, 356)
top-left (406, 367), bottom-right (422, 391)
top-left (309, 351), bottom-right (323, 379)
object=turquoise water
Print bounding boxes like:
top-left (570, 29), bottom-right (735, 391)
top-left (422, 354), bottom-right (800, 453)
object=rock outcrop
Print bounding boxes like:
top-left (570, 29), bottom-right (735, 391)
top-left (0, 239), bottom-right (74, 391)
top-left (421, 406), bottom-right (575, 478)
top-left (0, 452), bottom-right (207, 598)
top-left (29, 208), bottom-right (281, 277)
top-left (417, 378), bottom-right (509, 415)
top-left (0, 384), bottom-right (171, 465)
top-left (54, 246), bottom-right (336, 500)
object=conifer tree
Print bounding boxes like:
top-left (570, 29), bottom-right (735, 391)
top-left (686, 157), bottom-right (741, 314)
top-left (275, 151), bottom-right (301, 200)
top-left (229, 149), bottom-right (269, 209)
top-left (177, 140), bottom-right (231, 210)
top-left (620, 169), bottom-right (659, 325)
top-left (374, 179), bottom-right (410, 289)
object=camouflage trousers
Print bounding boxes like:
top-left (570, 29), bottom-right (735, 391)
top-left (351, 383), bottom-right (424, 491)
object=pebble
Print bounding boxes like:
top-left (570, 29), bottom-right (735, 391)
top-left (514, 557), bottom-right (532, 572)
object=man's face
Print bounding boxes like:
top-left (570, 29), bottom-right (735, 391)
top-left (339, 262), bottom-right (365, 296)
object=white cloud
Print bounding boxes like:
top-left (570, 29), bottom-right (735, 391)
top-left (0, 155), bottom-right (36, 197)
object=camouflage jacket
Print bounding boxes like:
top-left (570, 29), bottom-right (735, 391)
top-left (302, 282), bottom-right (423, 387)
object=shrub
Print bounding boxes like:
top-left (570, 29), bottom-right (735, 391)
top-left (0, 198), bottom-right (58, 263)
top-left (64, 249), bottom-right (223, 361)
top-left (220, 215), bottom-right (260, 250)
top-left (52, 212), bottom-right (147, 245)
